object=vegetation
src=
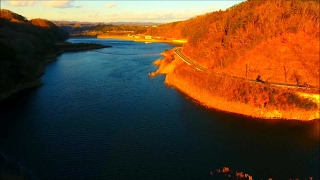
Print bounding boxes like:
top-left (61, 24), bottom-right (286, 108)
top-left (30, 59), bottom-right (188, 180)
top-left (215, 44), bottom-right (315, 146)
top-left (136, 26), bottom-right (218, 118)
top-left (152, 0), bottom-right (319, 118)
top-left (168, 63), bottom-right (317, 112)
top-left (56, 23), bottom-right (149, 36)
top-left (0, 9), bottom-right (68, 98)
top-left (150, 0), bottom-right (319, 87)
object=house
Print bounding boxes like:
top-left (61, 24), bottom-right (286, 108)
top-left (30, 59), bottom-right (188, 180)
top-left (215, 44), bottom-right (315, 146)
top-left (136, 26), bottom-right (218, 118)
top-left (144, 35), bottom-right (152, 40)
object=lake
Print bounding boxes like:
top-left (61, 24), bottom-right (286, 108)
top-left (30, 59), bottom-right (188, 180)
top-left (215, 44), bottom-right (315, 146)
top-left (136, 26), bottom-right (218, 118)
top-left (0, 38), bottom-right (319, 179)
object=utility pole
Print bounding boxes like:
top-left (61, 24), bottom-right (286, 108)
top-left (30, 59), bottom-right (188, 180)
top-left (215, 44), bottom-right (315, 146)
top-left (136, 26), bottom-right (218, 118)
top-left (283, 66), bottom-right (290, 83)
top-left (246, 64), bottom-right (249, 79)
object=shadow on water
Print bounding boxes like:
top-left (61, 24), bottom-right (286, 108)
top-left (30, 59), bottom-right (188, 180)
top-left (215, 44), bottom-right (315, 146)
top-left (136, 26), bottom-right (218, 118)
top-left (178, 96), bottom-right (319, 179)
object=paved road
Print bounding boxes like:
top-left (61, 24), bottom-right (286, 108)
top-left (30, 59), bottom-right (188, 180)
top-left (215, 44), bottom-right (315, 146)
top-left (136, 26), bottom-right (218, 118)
top-left (174, 48), bottom-right (208, 72)
top-left (174, 47), bottom-right (317, 90)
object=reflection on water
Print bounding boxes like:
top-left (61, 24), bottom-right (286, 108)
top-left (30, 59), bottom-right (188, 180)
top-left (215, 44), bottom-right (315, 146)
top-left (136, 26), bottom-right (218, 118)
top-left (0, 38), bottom-right (319, 179)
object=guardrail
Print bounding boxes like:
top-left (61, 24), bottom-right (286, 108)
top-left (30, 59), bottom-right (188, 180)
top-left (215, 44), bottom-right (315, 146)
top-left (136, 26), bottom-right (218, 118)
top-left (173, 47), bottom-right (318, 90)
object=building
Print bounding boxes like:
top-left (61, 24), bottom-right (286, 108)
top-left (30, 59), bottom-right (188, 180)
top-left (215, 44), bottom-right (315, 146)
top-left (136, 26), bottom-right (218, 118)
top-left (144, 35), bottom-right (152, 40)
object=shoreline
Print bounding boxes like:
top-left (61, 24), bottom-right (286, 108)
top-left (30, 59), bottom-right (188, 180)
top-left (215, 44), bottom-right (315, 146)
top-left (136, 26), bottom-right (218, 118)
top-left (0, 42), bottom-right (112, 107)
top-left (165, 78), bottom-right (319, 121)
top-left (97, 34), bottom-right (186, 44)
top-left (153, 50), bottom-right (320, 121)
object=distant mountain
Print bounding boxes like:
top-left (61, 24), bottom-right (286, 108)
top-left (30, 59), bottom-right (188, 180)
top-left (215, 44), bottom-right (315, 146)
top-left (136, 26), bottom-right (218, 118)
top-left (54, 22), bottom-right (150, 35)
top-left (52, 20), bottom-right (160, 26)
top-left (108, 22), bottom-right (161, 25)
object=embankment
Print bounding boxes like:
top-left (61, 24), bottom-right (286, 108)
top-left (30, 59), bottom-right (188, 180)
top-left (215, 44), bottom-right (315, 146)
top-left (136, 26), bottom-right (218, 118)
top-left (151, 50), bottom-right (319, 121)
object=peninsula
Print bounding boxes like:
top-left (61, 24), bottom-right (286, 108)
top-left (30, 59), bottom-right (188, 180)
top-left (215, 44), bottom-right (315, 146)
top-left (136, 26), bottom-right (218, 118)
top-left (150, 0), bottom-right (320, 120)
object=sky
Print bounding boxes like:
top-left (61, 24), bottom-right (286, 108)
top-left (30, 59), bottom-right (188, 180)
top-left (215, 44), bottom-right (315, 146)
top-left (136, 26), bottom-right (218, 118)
top-left (1, 0), bottom-right (244, 23)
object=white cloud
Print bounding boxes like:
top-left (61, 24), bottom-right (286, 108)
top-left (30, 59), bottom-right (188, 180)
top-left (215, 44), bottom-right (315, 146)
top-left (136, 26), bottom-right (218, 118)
top-left (9, 0), bottom-right (36, 6)
top-left (105, 2), bottom-right (116, 8)
top-left (6, 0), bottom-right (81, 8)
top-left (42, 0), bottom-right (79, 8)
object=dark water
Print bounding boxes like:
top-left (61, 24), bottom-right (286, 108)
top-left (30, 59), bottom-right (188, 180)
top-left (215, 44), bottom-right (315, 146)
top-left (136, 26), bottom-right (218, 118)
top-left (0, 38), bottom-right (319, 179)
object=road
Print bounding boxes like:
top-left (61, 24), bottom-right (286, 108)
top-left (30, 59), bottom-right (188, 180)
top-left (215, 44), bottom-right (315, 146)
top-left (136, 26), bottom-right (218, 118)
top-left (173, 47), bottom-right (317, 90)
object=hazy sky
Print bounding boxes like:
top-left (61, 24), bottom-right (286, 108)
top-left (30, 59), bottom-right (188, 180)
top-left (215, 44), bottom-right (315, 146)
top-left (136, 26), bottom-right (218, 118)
top-left (1, 0), bottom-right (244, 23)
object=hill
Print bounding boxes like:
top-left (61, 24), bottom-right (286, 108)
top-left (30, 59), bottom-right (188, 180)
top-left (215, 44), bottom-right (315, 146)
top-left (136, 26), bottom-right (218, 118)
top-left (0, 9), bottom-right (28, 23)
top-left (151, 0), bottom-right (320, 120)
top-left (0, 10), bottom-right (69, 104)
top-left (54, 21), bottom-right (149, 36)
top-left (0, 10), bottom-right (113, 105)
top-left (149, 0), bottom-right (319, 86)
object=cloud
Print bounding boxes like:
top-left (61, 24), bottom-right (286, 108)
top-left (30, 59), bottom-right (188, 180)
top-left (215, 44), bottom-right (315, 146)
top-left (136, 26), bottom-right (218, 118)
top-left (42, 0), bottom-right (80, 8)
top-left (9, 0), bottom-right (36, 6)
top-left (104, 2), bottom-right (116, 8)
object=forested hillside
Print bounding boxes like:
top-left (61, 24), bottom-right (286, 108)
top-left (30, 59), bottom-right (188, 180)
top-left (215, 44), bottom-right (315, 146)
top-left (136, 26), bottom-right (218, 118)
top-left (0, 9), bottom-right (68, 99)
top-left (57, 23), bottom-right (148, 35)
top-left (147, 0), bottom-right (319, 87)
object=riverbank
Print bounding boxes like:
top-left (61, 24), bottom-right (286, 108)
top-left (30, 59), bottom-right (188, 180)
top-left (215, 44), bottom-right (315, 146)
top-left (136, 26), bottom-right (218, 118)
top-left (152, 50), bottom-right (319, 121)
top-left (97, 34), bottom-right (186, 44)
top-left (0, 42), bottom-right (112, 107)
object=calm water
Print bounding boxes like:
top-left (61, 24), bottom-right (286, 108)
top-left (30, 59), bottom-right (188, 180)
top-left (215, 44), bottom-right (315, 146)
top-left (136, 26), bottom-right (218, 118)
top-left (0, 38), bottom-right (319, 179)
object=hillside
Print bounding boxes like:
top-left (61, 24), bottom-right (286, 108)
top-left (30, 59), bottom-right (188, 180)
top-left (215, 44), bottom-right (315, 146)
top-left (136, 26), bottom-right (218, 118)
top-left (148, 0), bottom-right (319, 86)
top-left (151, 0), bottom-right (320, 120)
top-left (0, 9), bottom-right (28, 23)
top-left (55, 22), bottom-right (148, 36)
top-left (0, 10), bottom-right (69, 104)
